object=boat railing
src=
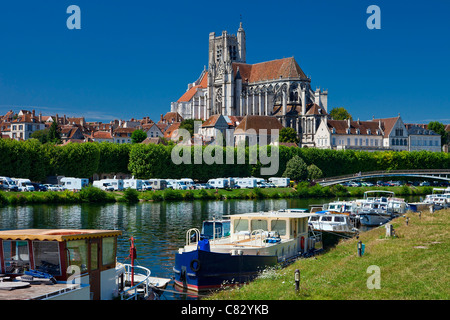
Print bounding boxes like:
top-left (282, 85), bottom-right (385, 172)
top-left (250, 229), bottom-right (268, 247)
top-left (119, 263), bottom-right (152, 300)
top-left (186, 228), bottom-right (200, 246)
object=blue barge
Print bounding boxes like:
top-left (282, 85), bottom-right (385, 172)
top-left (173, 211), bottom-right (321, 292)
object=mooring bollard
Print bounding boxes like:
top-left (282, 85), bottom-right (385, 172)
top-left (357, 241), bottom-right (362, 257)
top-left (294, 269), bottom-right (300, 292)
top-left (429, 205), bottom-right (434, 214)
top-left (406, 216), bottom-right (409, 226)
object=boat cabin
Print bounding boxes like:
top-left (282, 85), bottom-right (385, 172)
top-left (0, 229), bottom-right (122, 300)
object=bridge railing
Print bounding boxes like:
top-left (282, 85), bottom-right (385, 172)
top-left (316, 169), bottom-right (450, 183)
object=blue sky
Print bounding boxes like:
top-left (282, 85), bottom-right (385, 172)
top-left (0, 0), bottom-right (449, 124)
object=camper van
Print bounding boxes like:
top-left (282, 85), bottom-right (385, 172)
top-left (268, 177), bottom-right (290, 188)
top-left (234, 177), bottom-right (258, 189)
top-left (146, 179), bottom-right (167, 190)
top-left (13, 178), bottom-right (35, 192)
top-left (92, 181), bottom-right (114, 191)
top-left (60, 177), bottom-right (89, 191)
top-left (179, 178), bottom-right (195, 189)
top-left (123, 178), bottom-right (143, 191)
top-left (0, 177), bottom-right (19, 192)
top-left (93, 178), bottom-right (123, 191)
top-left (207, 178), bottom-right (230, 189)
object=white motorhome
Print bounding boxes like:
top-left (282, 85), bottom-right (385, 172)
top-left (179, 178), bottom-right (195, 189)
top-left (93, 178), bottom-right (123, 191)
top-left (92, 181), bottom-right (114, 191)
top-left (0, 176), bottom-right (19, 191)
top-left (12, 178), bottom-right (35, 192)
top-left (123, 178), bottom-right (143, 191)
top-left (146, 179), bottom-right (167, 190)
top-left (234, 177), bottom-right (258, 189)
top-left (268, 177), bottom-right (290, 188)
top-left (60, 177), bottom-right (89, 191)
top-left (165, 179), bottom-right (187, 190)
top-left (207, 178), bottom-right (230, 189)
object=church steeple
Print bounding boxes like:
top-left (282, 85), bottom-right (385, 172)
top-left (237, 21), bottom-right (246, 63)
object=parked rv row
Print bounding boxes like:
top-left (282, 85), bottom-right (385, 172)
top-left (1, 175), bottom-right (292, 193)
top-left (0, 176), bottom-right (89, 192)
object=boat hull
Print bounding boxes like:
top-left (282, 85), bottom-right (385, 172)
top-left (359, 213), bottom-right (392, 226)
top-left (173, 249), bottom-right (278, 292)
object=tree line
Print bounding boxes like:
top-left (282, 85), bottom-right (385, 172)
top-left (0, 139), bottom-right (449, 182)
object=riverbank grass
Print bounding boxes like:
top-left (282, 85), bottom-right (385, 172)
top-left (208, 208), bottom-right (450, 300)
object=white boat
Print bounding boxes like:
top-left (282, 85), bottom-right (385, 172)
top-left (308, 213), bottom-right (358, 235)
top-left (423, 188), bottom-right (450, 209)
top-left (356, 191), bottom-right (397, 226)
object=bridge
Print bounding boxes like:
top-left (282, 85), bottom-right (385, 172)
top-left (315, 169), bottom-right (450, 186)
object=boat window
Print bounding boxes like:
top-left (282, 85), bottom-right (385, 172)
top-left (32, 241), bottom-right (61, 276)
top-left (271, 219), bottom-right (286, 236)
top-left (2, 240), bottom-right (30, 273)
top-left (66, 240), bottom-right (88, 273)
top-left (251, 219), bottom-right (268, 232)
top-left (310, 216), bottom-right (320, 221)
top-left (321, 216), bottom-right (332, 222)
top-left (234, 219), bottom-right (249, 233)
top-left (334, 216), bottom-right (345, 222)
top-left (102, 237), bottom-right (116, 266)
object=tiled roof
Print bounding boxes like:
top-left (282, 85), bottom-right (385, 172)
top-left (327, 119), bottom-right (382, 135)
top-left (92, 131), bottom-right (113, 139)
top-left (141, 137), bottom-right (168, 145)
top-left (202, 114), bottom-right (221, 127)
top-left (164, 122), bottom-right (181, 139)
top-left (372, 117), bottom-right (400, 136)
top-left (306, 104), bottom-right (328, 116)
top-left (234, 115), bottom-right (283, 135)
top-left (177, 72), bottom-right (208, 102)
top-left (233, 57), bottom-right (308, 83)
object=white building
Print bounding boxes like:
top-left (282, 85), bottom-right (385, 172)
top-left (314, 118), bottom-right (385, 150)
top-left (407, 125), bottom-right (441, 152)
top-left (10, 111), bottom-right (45, 140)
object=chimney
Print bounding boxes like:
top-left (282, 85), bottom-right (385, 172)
top-left (32, 109), bottom-right (35, 117)
top-left (160, 114), bottom-right (164, 122)
top-left (64, 114), bottom-right (67, 125)
top-left (55, 114), bottom-right (59, 124)
top-left (38, 112), bottom-right (42, 123)
top-left (347, 118), bottom-right (351, 128)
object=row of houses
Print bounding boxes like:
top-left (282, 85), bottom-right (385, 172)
top-left (0, 108), bottom-right (448, 152)
top-left (0, 109), bottom-right (181, 145)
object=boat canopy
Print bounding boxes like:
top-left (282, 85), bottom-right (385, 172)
top-left (0, 229), bottom-right (122, 242)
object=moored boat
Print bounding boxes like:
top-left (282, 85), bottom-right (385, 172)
top-left (0, 229), bottom-right (169, 300)
top-left (308, 213), bottom-right (358, 235)
top-left (356, 191), bottom-right (397, 226)
top-left (173, 211), bottom-right (322, 292)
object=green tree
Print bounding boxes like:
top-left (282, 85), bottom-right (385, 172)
top-left (47, 121), bottom-right (62, 144)
top-left (329, 107), bottom-right (353, 120)
top-left (279, 127), bottom-right (299, 144)
top-left (307, 164), bottom-right (323, 180)
top-left (282, 155), bottom-right (308, 181)
top-left (179, 119), bottom-right (202, 137)
top-left (428, 121), bottom-right (448, 146)
top-left (131, 129), bottom-right (147, 144)
top-left (31, 128), bottom-right (49, 144)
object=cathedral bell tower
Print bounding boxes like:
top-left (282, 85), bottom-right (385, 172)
top-left (207, 23), bottom-right (246, 118)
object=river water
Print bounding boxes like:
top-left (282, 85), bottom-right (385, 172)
top-left (0, 196), bottom-right (420, 299)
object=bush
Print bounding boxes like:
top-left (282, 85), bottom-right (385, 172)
top-left (121, 188), bottom-right (140, 203)
top-left (0, 192), bottom-right (8, 206)
top-left (79, 186), bottom-right (115, 203)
